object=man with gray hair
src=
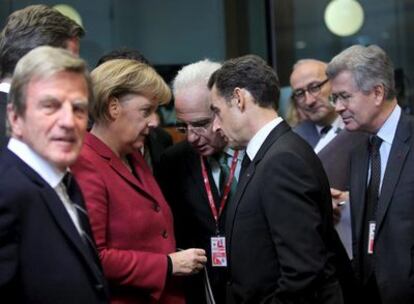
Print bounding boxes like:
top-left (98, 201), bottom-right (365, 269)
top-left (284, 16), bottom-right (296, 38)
top-left (0, 46), bottom-right (108, 303)
top-left (159, 59), bottom-right (243, 304)
top-left (0, 4), bottom-right (84, 148)
top-left (327, 44), bottom-right (414, 304)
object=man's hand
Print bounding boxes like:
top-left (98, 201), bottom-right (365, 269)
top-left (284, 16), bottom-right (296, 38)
top-left (169, 248), bottom-right (207, 276)
top-left (331, 188), bottom-right (349, 225)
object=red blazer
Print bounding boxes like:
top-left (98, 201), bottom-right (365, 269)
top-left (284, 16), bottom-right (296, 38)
top-left (71, 133), bottom-right (184, 304)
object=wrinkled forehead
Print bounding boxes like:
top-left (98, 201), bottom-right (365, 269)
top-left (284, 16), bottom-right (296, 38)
top-left (330, 71), bottom-right (358, 93)
top-left (290, 62), bottom-right (326, 88)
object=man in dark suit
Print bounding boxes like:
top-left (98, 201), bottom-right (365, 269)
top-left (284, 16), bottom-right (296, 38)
top-left (327, 44), bottom-right (414, 304)
top-left (159, 59), bottom-right (243, 304)
top-left (290, 59), bottom-right (369, 259)
top-left (0, 92), bottom-right (7, 147)
top-left (0, 46), bottom-right (108, 303)
top-left (0, 4), bottom-right (84, 149)
top-left (208, 54), bottom-right (344, 303)
top-left (290, 60), bottom-right (339, 151)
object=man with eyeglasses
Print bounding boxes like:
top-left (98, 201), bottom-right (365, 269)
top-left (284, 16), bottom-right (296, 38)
top-left (290, 59), bottom-right (342, 152)
top-left (327, 44), bottom-right (414, 304)
top-left (159, 59), bottom-right (243, 304)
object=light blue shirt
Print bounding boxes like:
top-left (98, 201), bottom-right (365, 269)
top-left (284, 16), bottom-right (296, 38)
top-left (372, 104), bottom-right (401, 192)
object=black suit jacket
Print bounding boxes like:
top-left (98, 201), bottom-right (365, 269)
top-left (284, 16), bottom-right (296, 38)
top-left (226, 121), bottom-right (343, 304)
top-left (159, 141), bottom-right (227, 304)
top-left (0, 149), bottom-right (109, 303)
top-left (0, 91), bottom-right (7, 149)
top-left (146, 126), bottom-right (173, 182)
top-left (350, 113), bottom-right (414, 303)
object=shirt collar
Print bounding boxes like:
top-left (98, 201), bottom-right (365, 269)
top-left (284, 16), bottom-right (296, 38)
top-left (376, 104), bottom-right (401, 145)
top-left (7, 137), bottom-right (66, 188)
top-left (246, 117), bottom-right (283, 160)
top-left (0, 81), bottom-right (11, 93)
top-left (315, 115), bottom-right (344, 134)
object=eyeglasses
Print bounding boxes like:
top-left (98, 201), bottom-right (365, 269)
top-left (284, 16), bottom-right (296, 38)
top-left (329, 92), bottom-right (353, 107)
top-left (291, 78), bottom-right (329, 104)
top-left (175, 118), bottom-right (213, 135)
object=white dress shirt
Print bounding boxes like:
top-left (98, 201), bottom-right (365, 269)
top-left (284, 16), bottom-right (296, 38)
top-left (314, 116), bottom-right (345, 153)
top-left (7, 137), bottom-right (83, 235)
top-left (246, 116), bottom-right (283, 161)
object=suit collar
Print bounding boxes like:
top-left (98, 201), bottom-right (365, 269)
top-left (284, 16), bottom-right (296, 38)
top-left (8, 138), bottom-right (65, 188)
top-left (4, 149), bottom-right (105, 284)
top-left (226, 121), bottom-right (291, 247)
top-left (84, 132), bottom-right (165, 204)
top-left (246, 116), bottom-right (283, 160)
top-left (376, 112), bottom-right (411, 234)
top-left (184, 142), bottom-right (221, 203)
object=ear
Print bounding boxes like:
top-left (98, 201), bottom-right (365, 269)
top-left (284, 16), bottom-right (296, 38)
top-left (108, 96), bottom-right (120, 120)
top-left (7, 103), bottom-right (23, 138)
top-left (232, 87), bottom-right (246, 112)
top-left (373, 84), bottom-right (386, 105)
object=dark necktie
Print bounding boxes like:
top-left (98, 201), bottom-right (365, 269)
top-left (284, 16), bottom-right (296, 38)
top-left (239, 154), bottom-right (251, 180)
top-left (320, 125), bottom-right (332, 137)
top-left (218, 152), bottom-right (238, 196)
top-left (63, 173), bottom-right (100, 264)
top-left (362, 135), bottom-right (383, 281)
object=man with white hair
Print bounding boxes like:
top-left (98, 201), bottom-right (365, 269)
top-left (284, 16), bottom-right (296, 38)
top-left (159, 59), bottom-right (243, 304)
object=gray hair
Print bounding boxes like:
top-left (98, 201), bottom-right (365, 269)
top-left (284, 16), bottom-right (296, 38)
top-left (326, 45), bottom-right (396, 100)
top-left (172, 59), bottom-right (221, 95)
top-left (9, 46), bottom-right (92, 116)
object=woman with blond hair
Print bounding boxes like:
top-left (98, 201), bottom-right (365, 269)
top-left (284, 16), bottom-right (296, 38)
top-left (71, 59), bottom-right (206, 304)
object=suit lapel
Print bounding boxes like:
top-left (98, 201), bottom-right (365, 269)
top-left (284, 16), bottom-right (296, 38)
top-left (185, 146), bottom-right (220, 204)
top-left (8, 150), bottom-right (104, 284)
top-left (350, 140), bottom-right (369, 249)
top-left (85, 133), bottom-right (161, 204)
top-left (226, 121), bottom-right (291, 248)
top-left (376, 115), bottom-right (411, 234)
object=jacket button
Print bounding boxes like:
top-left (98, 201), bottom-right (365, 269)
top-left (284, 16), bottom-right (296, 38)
top-left (162, 230), bottom-right (168, 239)
top-left (95, 284), bottom-right (104, 291)
top-left (154, 204), bottom-right (161, 212)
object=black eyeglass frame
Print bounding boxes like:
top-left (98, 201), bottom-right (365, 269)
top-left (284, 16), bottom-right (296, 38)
top-left (291, 78), bottom-right (330, 103)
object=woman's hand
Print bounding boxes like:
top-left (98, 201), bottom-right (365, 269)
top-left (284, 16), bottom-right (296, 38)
top-left (168, 248), bottom-right (207, 276)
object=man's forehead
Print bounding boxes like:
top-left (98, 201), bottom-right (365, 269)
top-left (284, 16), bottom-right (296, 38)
top-left (291, 62), bottom-right (326, 85)
top-left (330, 71), bottom-right (357, 91)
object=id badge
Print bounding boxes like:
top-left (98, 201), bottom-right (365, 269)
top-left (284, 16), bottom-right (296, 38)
top-left (211, 236), bottom-right (227, 267)
top-left (367, 221), bottom-right (376, 255)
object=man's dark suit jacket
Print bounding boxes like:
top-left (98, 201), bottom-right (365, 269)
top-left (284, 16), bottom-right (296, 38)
top-left (0, 148), bottom-right (109, 303)
top-left (293, 120), bottom-right (320, 148)
top-left (159, 141), bottom-right (227, 304)
top-left (146, 126), bottom-right (173, 182)
top-left (226, 121), bottom-right (344, 304)
top-left (350, 113), bottom-right (414, 303)
top-left (0, 91), bottom-right (7, 149)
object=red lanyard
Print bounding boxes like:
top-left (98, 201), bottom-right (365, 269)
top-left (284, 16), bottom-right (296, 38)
top-left (200, 150), bottom-right (239, 228)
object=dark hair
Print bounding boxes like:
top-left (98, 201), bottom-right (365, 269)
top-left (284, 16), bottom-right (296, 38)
top-left (0, 4), bottom-right (84, 78)
top-left (96, 48), bottom-right (150, 67)
top-left (208, 54), bottom-right (280, 110)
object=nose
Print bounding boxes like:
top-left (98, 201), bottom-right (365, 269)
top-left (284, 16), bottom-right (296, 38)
top-left (59, 102), bottom-right (76, 129)
top-left (186, 127), bottom-right (199, 144)
top-left (147, 112), bottom-right (159, 129)
top-left (334, 101), bottom-right (345, 114)
top-left (304, 91), bottom-right (317, 107)
top-left (212, 115), bottom-right (221, 133)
